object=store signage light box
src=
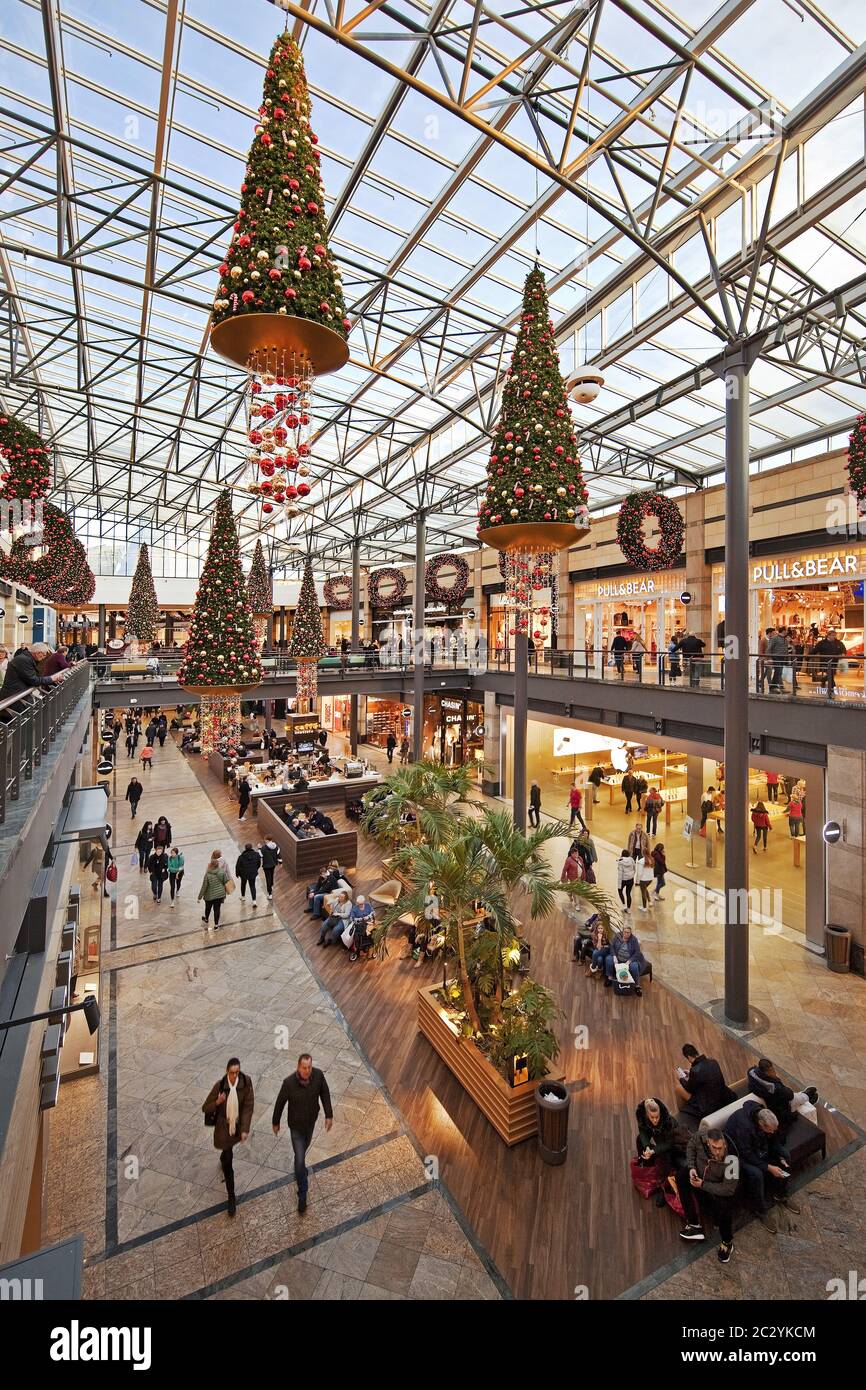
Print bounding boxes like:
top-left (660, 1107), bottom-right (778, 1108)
top-left (751, 553), bottom-right (860, 585)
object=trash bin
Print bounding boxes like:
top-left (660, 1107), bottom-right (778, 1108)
top-left (536, 1081), bottom-right (569, 1165)
top-left (825, 924), bottom-right (852, 973)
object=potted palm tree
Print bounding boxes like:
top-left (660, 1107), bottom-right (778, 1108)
top-left (360, 760), bottom-right (475, 851)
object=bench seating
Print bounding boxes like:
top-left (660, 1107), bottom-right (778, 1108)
top-left (258, 799), bottom-right (357, 878)
top-left (252, 778), bottom-right (380, 815)
top-left (683, 1075), bottom-right (827, 1168)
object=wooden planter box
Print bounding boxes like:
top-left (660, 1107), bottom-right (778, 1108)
top-left (417, 983), bottom-right (563, 1146)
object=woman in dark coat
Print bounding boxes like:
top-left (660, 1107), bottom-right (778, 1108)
top-left (635, 1096), bottom-right (679, 1206)
top-left (202, 1057), bottom-right (254, 1216)
top-left (238, 776), bottom-right (251, 821)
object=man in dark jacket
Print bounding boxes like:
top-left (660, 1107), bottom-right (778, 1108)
top-left (588, 765), bottom-right (604, 802)
top-left (202, 1056), bottom-right (254, 1216)
top-left (125, 776), bottom-right (143, 820)
top-left (147, 845), bottom-right (169, 902)
top-left (675, 1043), bottom-right (734, 1121)
top-left (305, 862), bottom-right (341, 918)
top-left (747, 1058), bottom-right (818, 1136)
top-left (724, 1101), bottom-right (796, 1231)
top-left (621, 772), bottom-right (635, 814)
top-left (235, 843), bottom-right (261, 905)
top-left (528, 781), bottom-right (541, 827)
top-left (272, 1053), bottom-right (334, 1213)
top-left (676, 1128), bottom-right (739, 1261)
top-left (679, 631), bottom-right (706, 686)
top-left (1, 644), bottom-right (66, 699)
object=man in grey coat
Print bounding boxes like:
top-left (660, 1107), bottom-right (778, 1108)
top-left (272, 1053), bottom-right (333, 1213)
top-left (675, 1127), bottom-right (740, 1262)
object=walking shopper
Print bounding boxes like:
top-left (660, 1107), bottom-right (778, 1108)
top-left (125, 775), bottom-right (143, 819)
top-left (644, 785), bottom-right (663, 836)
top-left (135, 820), bottom-right (154, 871)
top-left (202, 1057), bottom-right (254, 1217)
top-left (272, 1054), bottom-right (334, 1214)
top-left (125, 730), bottom-right (136, 758)
top-left (167, 846), bottom-right (185, 906)
top-left (766, 770), bottom-right (779, 802)
top-left (652, 842), bottom-right (667, 899)
top-left (751, 801), bottom-right (771, 853)
top-left (636, 854), bottom-right (655, 911)
top-left (147, 845), bottom-right (169, 903)
top-left (399, 735), bottom-right (410, 766)
top-left (157, 714), bottom-right (168, 748)
top-left (385, 730), bottom-right (397, 763)
top-left (236, 843), bottom-right (261, 906)
top-left (621, 771), bottom-right (635, 814)
top-left (568, 783), bottom-right (586, 830)
top-left (786, 793), bottom-right (804, 838)
top-left (588, 764), bottom-right (604, 803)
top-left (628, 820), bottom-right (649, 863)
top-left (259, 838), bottom-right (281, 900)
top-left (199, 851), bottom-right (231, 928)
top-left (152, 814), bottom-right (172, 849)
top-left (140, 743), bottom-right (154, 773)
top-left (238, 775), bottom-right (251, 821)
top-left (528, 781), bottom-right (541, 828)
top-left (617, 849), bottom-right (636, 912)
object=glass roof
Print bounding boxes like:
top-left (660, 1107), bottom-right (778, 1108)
top-left (0, 0), bottom-right (865, 574)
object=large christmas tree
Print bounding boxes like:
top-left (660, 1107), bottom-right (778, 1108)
top-left (478, 267), bottom-right (589, 535)
top-left (126, 544), bottom-right (160, 644)
top-left (246, 538), bottom-right (272, 616)
top-left (0, 410), bottom-right (51, 504)
top-left (211, 33), bottom-right (349, 337)
top-left (177, 491), bottom-right (263, 689)
top-left (288, 559), bottom-right (325, 661)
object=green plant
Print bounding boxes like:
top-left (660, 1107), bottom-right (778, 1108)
top-left (487, 978), bottom-right (563, 1082)
top-left (360, 760), bottom-right (475, 851)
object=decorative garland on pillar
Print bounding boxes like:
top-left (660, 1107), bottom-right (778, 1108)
top-left (616, 491), bottom-right (684, 571)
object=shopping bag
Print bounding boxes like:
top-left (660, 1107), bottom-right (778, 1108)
top-left (129, 851), bottom-right (139, 868)
top-left (106, 862), bottom-right (118, 883)
top-left (782, 665), bottom-right (794, 683)
top-left (224, 875), bottom-right (235, 896)
top-left (630, 1156), bottom-right (660, 1198)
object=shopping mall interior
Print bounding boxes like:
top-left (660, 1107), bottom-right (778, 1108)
top-left (1, 0), bottom-right (866, 1345)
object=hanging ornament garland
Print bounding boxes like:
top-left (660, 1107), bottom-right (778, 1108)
top-left (846, 413), bottom-right (866, 510)
top-left (323, 573), bottom-right (352, 609)
top-left (477, 267), bottom-right (589, 634)
top-left (425, 553), bottom-right (469, 607)
top-left (0, 502), bottom-right (95, 605)
top-left (210, 32), bottom-right (350, 526)
top-left (177, 490), bottom-right (263, 754)
top-left (288, 559), bottom-right (326, 704)
top-left (616, 491), bottom-right (684, 572)
top-left (367, 567), bottom-right (406, 610)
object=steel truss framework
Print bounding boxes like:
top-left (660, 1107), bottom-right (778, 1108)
top-left (0, 0), bottom-right (864, 575)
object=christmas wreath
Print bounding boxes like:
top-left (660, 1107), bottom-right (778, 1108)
top-left (616, 491), bottom-right (684, 572)
top-left (425, 553), bottom-right (469, 606)
top-left (367, 567), bottom-right (406, 610)
top-left (323, 574), bottom-right (352, 609)
top-left (846, 414), bottom-right (866, 507)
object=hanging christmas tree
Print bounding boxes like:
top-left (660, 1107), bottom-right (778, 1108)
top-left (247, 537), bottom-right (273, 648)
top-left (0, 410), bottom-right (51, 510)
top-left (212, 33), bottom-right (350, 342)
top-left (210, 31), bottom-right (351, 527)
top-left (126, 544), bottom-right (160, 652)
top-left (288, 558), bottom-right (325, 703)
top-left (477, 266), bottom-right (590, 632)
top-left (0, 502), bottom-right (95, 605)
top-left (178, 490), bottom-right (263, 753)
top-left (847, 413), bottom-right (866, 510)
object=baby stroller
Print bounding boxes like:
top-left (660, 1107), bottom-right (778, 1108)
top-left (347, 915), bottom-right (373, 963)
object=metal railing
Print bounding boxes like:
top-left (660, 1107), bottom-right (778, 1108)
top-left (487, 646), bottom-right (865, 703)
top-left (0, 661), bottom-right (91, 827)
top-left (88, 649), bottom-right (476, 682)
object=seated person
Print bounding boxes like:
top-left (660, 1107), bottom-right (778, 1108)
top-left (635, 1097), bottom-right (677, 1208)
top-left (724, 1102), bottom-right (796, 1232)
top-left (675, 1127), bottom-right (739, 1260)
top-left (293, 774), bottom-right (309, 792)
top-left (675, 1044), bottom-right (735, 1122)
top-left (304, 860), bottom-right (342, 919)
top-left (346, 895), bottom-right (374, 957)
top-left (581, 915), bottom-right (610, 974)
top-left (317, 891), bottom-right (352, 946)
top-left (293, 816), bottom-right (314, 839)
top-left (603, 924), bottom-right (644, 994)
top-left (318, 812), bottom-right (337, 835)
top-left (746, 1057), bottom-right (818, 1135)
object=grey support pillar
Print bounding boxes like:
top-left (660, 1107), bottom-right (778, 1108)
top-left (722, 348), bottom-right (752, 1025)
top-left (350, 540), bottom-right (360, 755)
top-left (97, 604), bottom-right (106, 648)
top-left (412, 512), bottom-right (426, 763)
top-left (513, 631), bottom-right (528, 833)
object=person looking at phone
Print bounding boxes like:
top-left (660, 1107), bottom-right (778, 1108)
top-left (674, 1043), bottom-right (733, 1121)
top-left (723, 1102), bottom-right (796, 1232)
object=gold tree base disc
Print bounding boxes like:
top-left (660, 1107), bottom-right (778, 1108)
top-left (210, 313), bottom-right (349, 375)
top-left (179, 683), bottom-right (262, 697)
top-left (477, 522), bottom-right (589, 553)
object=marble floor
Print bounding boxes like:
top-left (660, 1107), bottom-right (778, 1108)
top-left (44, 730), bottom-right (500, 1301)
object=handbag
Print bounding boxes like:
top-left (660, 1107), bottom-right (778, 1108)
top-left (224, 874), bottom-right (235, 895)
top-left (630, 1156), bottom-right (661, 1198)
top-left (782, 664), bottom-right (794, 683)
top-left (106, 862), bottom-right (118, 883)
top-left (204, 1076), bottom-right (226, 1127)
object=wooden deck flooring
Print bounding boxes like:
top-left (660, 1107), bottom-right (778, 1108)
top-left (196, 759), bottom-right (859, 1301)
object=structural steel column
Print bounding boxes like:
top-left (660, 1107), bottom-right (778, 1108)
top-left (723, 350), bottom-right (751, 1025)
top-left (513, 631), bottom-right (528, 833)
top-left (97, 604), bottom-right (106, 648)
top-left (412, 513), bottom-right (426, 763)
top-left (278, 606), bottom-right (286, 648)
top-left (350, 540), bottom-right (360, 755)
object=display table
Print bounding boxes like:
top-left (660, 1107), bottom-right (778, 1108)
top-left (209, 749), bottom-right (267, 783)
